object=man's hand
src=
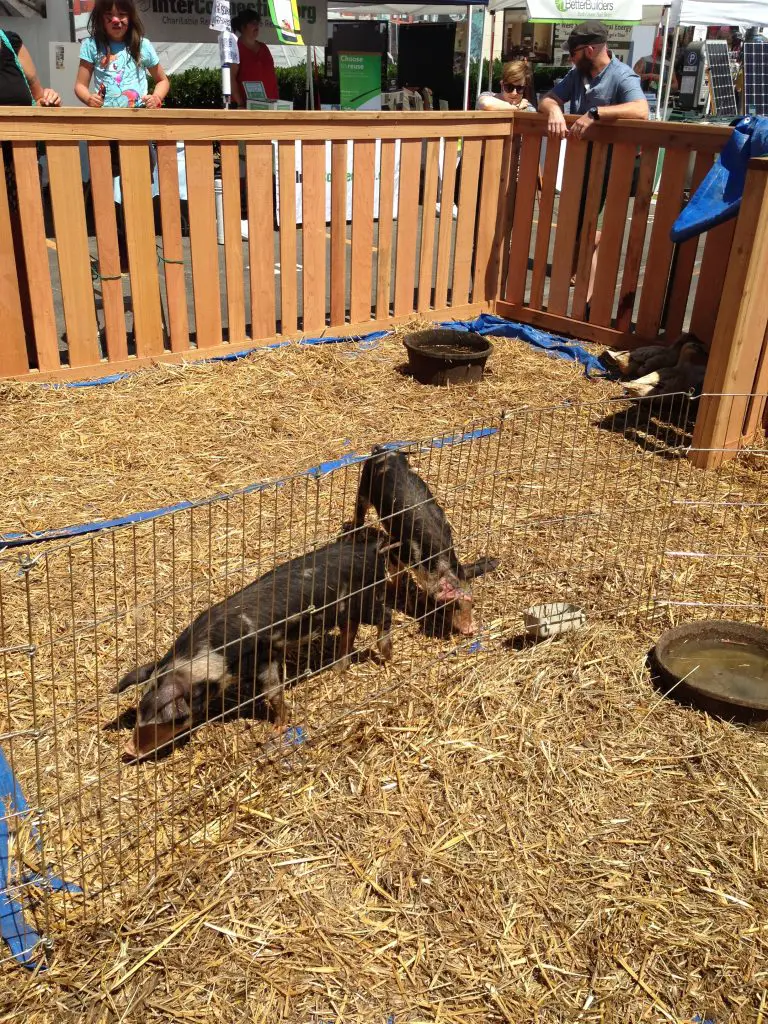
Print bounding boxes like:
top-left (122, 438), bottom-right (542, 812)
top-left (547, 106), bottom-right (568, 140)
top-left (568, 113), bottom-right (594, 140)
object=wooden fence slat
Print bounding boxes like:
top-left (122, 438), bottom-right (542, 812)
top-left (691, 162), bottom-right (768, 467)
top-left (185, 141), bottom-right (222, 348)
top-left (220, 141), bottom-right (246, 346)
top-left (546, 139), bottom-right (588, 316)
top-left (350, 139), bottom-right (375, 324)
top-left (451, 137), bottom-right (482, 308)
top-left (688, 218), bottom-right (736, 345)
top-left (330, 140), bottom-right (347, 327)
top-left (246, 141), bottom-right (277, 340)
top-left (615, 146), bottom-right (658, 332)
top-left (87, 142), bottom-right (128, 363)
top-left (528, 137), bottom-right (561, 310)
top-left (119, 143), bottom-right (165, 357)
top-left (743, 323), bottom-right (768, 441)
top-left (473, 137), bottom-right (504, 305)
top-left (12, 142), bottom-right (59, 370)
top-left (47, 142), bottom-right (99, 368)
top-left (278, 140), bottom-right (298, 335)
top-left (572, 141), bottom-right (609, 322)
top-left (301, 140), bottom-right (326, 334)
top-left (504, 133), bottom-right (541, 305)
top-left (662, 150), bottom-right (712, 340)
top-left (634, 147), bottom-right (689, 338)
top-left (375, 140), bottom-right (395, 319)
top-left (434, 139), bottom-right (458, 311)
top-left (0, 147), bottom-right (28, 376)
top-left (417, 138), bottom-right (440, 312)
top-left (497, 135), bottom-right (520, 305)
top-left (588, 143), bottom-right (637, 327)
top-left (393, 138), bottom-right (421, 317)
top-left (156, 141), bottom-right (189, 352)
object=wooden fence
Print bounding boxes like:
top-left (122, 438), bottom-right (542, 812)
top-left (0, 108), bottom-right (766, 468)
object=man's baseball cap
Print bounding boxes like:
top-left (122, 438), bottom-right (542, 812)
top-left (567, 21), bottom-right (609, 51)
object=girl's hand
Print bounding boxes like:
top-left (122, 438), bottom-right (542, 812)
top-left (86, 91), bottom-right (105, 108)
top-left (143, 92), bottom-right (163, 109)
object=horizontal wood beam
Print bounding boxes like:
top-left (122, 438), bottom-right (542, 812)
top-left (495, 301), bottom-right (658, 351)
top-left (1, 302), bottom-right (491, 384)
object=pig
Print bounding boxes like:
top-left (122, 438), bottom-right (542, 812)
top-left (116, 526), bottom-right (393, 757)
top-left (346, 446), bottom-right (498, 636)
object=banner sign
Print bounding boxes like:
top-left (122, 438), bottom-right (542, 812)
top-left (339, 52), bottom-right (381, 111)
top-left (266, 0), bottom-right (304, 44)
top-left (527, 0), bottom-right (643, 22)
top-left (135, 0), bottom-right (326, 45)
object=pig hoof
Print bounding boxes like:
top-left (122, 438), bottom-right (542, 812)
top-left (378, 636), bottom-right (393, 661)
top-left (334, 654), bottom-right (352, 673)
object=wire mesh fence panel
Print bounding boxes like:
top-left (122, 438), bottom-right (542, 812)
top-left (0, 393), bottom-right (766, 965)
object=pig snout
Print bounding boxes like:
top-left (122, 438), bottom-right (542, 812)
top-left (433, 576), bottom-right (476, 636)
top-left (450, 596), bottom-right (476, 636)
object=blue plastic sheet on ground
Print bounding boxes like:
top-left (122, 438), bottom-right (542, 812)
top-left (0, 425), bottom-right (497, 552)
top-left (671, 115), bottom-right (768, 243)
top-left (438, 314), bottom-right (611, 378)
top-left (0, 747), bottom-right (81, 969)
top-left (48, 331), bottom-right (390, 389)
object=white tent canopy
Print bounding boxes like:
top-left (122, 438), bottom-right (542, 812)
top-left (673, 0), bottom-right (768, 24)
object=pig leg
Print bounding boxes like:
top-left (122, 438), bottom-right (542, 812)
top-left (376, 604), bottom-right (393, 661)
top-left (335, 620), bottom-right (359, 672)
top-left (259, 660), bottom-right (286, 726)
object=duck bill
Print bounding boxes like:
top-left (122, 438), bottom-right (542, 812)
top-left (601, 349), bottom-right (631, 374)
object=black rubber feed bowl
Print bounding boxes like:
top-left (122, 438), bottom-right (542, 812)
top-left (404, 330), bottom-right (493, 386)
top-left (650, 619), bottom-right (768, 725)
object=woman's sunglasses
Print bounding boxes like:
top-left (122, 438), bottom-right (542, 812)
top-left (502, 82), bottom-right (524, 93)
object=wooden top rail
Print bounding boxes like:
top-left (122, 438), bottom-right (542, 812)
top-left (0, 107), bottom-right (733, 148)
top-left (0, 107), bottom-right (516, 142)
top-left (512, 111), bottom-right (733, 151)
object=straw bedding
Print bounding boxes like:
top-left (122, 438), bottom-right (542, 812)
top-left (0, 325), bottom-right (767, 1023)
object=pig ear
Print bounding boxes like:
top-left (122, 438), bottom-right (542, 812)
top-left (113, 661), bottom-right (156, 694)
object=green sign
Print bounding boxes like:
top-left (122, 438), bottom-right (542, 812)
top-left (339, 52), bottom-right (381, 111)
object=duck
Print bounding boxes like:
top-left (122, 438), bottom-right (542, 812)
top-left (622, 339), bottom-right (708, 398)
top-left (600, 332), bottom-right (705, 380)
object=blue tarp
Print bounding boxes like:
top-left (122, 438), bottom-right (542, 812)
top-left (0, 747), bottom-right (81, 970)
top-left (671, 115), bottom-right (768, 243)
top-left (439, 314), bottom-right (610, 378)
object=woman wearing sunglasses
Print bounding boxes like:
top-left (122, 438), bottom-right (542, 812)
top-left (476, 60), bottom-right (535, 111)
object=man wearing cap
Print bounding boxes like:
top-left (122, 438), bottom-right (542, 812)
top-left (539, 21), bottom-right (648, 140)
top-left (538, 22), bottom-right (648, 304)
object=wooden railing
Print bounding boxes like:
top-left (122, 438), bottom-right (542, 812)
top-left (495, 114), bottom-right (735, 349)
top-left (0, 108), bottom-right (765, 469)
top-left (0, 109), bottom-right (513, 382)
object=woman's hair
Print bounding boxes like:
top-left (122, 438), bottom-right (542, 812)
top-left (501, 59), bottom-right (529, 89)
top-left (232, 8), bottom-right (261, 33)
top-left (88, 0), bottom-right (144, 64)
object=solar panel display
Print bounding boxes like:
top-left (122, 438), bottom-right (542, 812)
top-left (744, 41), bottom-right (768, 116)
top-left (705, 40), bottom-right (738, 117)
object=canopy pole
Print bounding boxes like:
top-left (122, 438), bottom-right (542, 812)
top-left (655, 5), bottom-right (671, 120)
top-left (463, 4), bottom-right (472, 110)
top-left (306, 44), bottom-right (314, 109)
top-left (488, 11), bottom-right (496, 91)
top-left (476, 6), bottom-right (486, 105)
top-left (661, 25), bottom-right (680, 121)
